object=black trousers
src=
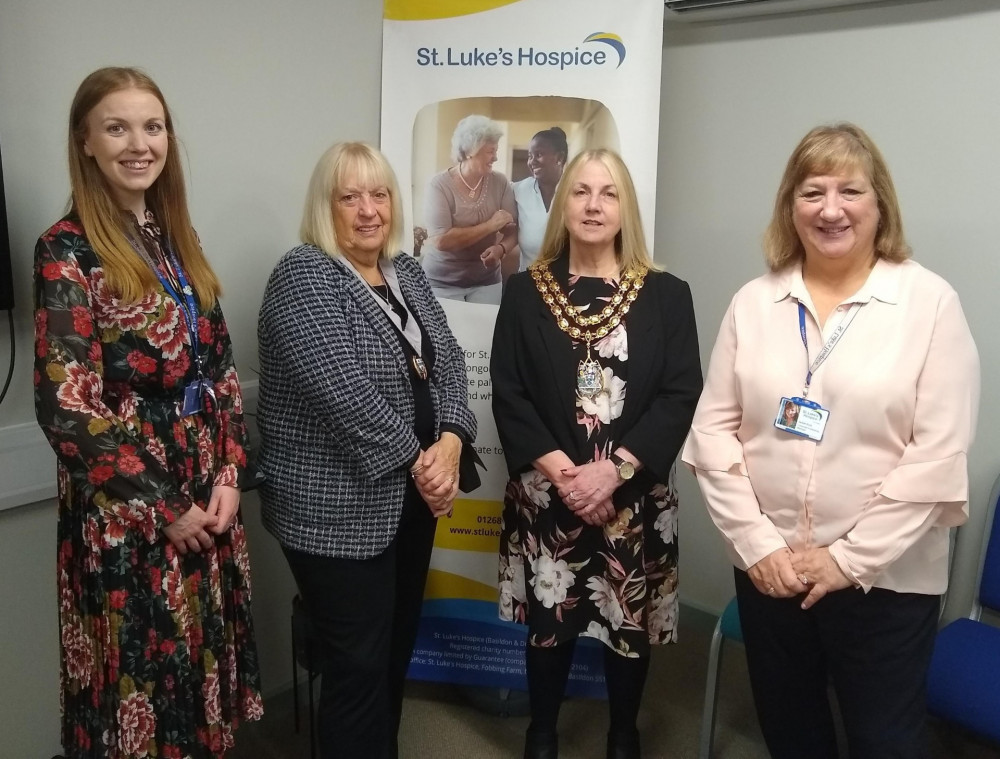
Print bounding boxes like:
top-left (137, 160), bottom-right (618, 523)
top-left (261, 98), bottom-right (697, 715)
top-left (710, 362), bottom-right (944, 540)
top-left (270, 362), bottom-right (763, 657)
top-left (283, 483), bottom-right (438, 759)
top-left (734, 568), bottom-right (940, 759)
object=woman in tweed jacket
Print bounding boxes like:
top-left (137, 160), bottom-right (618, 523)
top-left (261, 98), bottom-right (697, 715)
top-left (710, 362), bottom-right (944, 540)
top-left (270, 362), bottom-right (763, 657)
top-left (257, 142), bottom-right (476, 759)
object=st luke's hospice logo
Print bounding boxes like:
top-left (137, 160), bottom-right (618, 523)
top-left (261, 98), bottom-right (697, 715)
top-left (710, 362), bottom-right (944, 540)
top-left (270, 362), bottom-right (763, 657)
top-left (416, 31), bottom-right (626, 70)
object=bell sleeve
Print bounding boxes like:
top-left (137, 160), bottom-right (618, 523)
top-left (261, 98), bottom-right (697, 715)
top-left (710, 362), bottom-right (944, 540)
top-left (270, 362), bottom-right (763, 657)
top-left (681, 297), bottom-right (790, 568)
top-left (827, 288), bottom-right (980, 590)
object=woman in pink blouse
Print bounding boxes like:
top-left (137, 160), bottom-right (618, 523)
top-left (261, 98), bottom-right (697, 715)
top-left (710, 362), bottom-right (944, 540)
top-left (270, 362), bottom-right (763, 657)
top-left (682, 123), bottom-right (979, 759)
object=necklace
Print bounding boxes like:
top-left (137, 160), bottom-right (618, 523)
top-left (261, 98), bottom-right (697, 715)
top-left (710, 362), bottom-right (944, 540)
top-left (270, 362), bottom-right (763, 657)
top-left (530, 263), bottom-right (647, 399)
top-left (457, 164), bottom-right (483, 198)
top-left (369, 282), bottom-right (390, 304)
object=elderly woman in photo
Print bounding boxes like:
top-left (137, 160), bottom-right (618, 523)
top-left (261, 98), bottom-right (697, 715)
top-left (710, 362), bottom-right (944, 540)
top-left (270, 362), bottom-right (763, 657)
top-left (513, 126), bottom-right (568, 271)
top-left (682, 123), bottom-right (979, 759)
top-left (257, 142), bottom-right (476, 759)
top-left (420, 114), bottom-right (517, 304)
top-left (492, 149), bottom-right (702, 759)
top-left (34, 66), bottom-right (261, 758)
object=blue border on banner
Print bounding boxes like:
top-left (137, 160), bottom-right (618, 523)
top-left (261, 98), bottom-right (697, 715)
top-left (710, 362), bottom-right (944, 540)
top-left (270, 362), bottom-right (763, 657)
top-left (410, 599), bottom-right (608, 699)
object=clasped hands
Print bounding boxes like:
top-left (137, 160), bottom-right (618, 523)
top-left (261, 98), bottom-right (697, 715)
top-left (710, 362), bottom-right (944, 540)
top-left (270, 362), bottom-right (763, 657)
top-left (163, 484), bottom-right (241, 555)
top-left (411, 432), bottom-right (462, 517)
top-left (555, 459), bottom-right (621, 527)
top-left (748, 545), bottom-right (853, 610)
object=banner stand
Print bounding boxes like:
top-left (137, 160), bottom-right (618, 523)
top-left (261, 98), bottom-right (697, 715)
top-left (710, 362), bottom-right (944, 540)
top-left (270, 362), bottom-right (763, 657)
top-left (382, 0), bottom-right (666, 701)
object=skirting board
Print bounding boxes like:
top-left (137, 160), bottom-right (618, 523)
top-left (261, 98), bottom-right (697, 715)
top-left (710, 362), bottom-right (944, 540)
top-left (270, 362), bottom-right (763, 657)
top-left (0, 380), bottom-right (258, 512)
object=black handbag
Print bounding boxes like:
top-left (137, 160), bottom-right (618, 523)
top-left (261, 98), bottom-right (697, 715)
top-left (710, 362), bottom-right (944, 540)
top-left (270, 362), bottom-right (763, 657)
top-left (458, 443), bottom-right (486, 493)
top-left (238, 451), bottom-right (266, 492)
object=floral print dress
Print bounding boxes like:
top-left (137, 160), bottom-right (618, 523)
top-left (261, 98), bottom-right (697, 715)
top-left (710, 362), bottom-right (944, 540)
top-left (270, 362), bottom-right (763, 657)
top-left (34, 214), bottom-right (262, 758)
top-left (498, 274), bottom-right (680, 658)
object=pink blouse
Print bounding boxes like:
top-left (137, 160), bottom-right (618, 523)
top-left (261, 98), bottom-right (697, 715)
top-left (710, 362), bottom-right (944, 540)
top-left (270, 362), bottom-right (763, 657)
top-left (682, 259), bottom-right (979, 594)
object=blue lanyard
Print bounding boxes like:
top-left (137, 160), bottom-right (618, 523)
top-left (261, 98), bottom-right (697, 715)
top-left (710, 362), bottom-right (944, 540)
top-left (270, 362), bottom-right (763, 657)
top-left (798, 301), bottom-right (861, 396)
top-left (152, 244), bottom-right (203, 379)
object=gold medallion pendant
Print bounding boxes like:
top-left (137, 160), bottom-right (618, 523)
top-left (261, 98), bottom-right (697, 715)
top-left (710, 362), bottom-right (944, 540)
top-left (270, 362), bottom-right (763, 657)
top-left (576, 353), bottom-right (605, 399)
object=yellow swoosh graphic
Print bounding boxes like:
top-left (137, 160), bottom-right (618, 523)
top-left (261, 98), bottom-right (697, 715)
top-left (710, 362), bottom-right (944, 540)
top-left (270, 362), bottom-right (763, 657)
top-left (385, 0), bottom-right (522, 21)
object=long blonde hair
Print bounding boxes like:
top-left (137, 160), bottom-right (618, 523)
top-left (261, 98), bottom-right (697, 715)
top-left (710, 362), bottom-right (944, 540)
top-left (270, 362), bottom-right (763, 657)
top-left (533, 149), bottom-right (658, 272)
top-left (69, 67), bottom-right (220, 306)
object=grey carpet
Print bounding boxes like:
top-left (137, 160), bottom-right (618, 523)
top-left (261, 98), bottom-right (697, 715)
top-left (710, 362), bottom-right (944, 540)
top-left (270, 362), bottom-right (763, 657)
top-left (227, 605), bottom-right (1000, 758)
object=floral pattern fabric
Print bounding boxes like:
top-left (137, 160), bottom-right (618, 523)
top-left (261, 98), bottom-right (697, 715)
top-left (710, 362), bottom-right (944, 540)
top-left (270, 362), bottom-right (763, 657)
top-left (34, 214), bottom-right (262, 758)
top-left (498, 275), bottom-right (680, 657)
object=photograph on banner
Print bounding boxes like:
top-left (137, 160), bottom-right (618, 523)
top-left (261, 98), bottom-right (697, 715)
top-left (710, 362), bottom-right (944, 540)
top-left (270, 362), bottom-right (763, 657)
top-left (412, 95), bottom-right (620, 304)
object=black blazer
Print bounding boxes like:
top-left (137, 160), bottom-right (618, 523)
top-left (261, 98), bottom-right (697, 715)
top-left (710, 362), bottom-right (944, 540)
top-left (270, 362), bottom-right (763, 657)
top-left (491, 255), bottom-right (702, 499)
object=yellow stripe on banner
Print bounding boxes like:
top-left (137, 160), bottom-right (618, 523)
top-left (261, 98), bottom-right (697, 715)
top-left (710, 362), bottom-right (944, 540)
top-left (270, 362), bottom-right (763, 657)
top-left (424, 568), bottom-right (498, 602)
top-left (384, 0), bottom-right (522, 21)
top-left (434, 497), bottom-right (504, 552)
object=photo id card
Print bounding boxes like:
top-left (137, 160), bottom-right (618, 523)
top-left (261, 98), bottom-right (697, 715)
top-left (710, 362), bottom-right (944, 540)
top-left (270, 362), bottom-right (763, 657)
top-left (180, 378), bottom-right (215, 417)
top-left (180, 381), bottom-right (203, 417)
top-left (774, 396), bottom-right (829, 442)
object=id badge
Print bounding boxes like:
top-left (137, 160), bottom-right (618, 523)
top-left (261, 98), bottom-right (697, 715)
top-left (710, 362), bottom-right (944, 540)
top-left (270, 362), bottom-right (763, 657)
top-left (180, 380), bottom-right (202, 417)
top-left (774, 396), bottom-right (829, 442)
top-left (180, 378), bottom-right (215, 417)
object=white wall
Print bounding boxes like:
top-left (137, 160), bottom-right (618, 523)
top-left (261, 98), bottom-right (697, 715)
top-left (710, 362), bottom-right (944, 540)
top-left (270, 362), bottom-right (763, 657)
top-left (659, 0), bottom-right (1000, 616)
top-left (0, 2), bottom-right (386, 756)
top-left (2, 0), bottom-right (999, 755)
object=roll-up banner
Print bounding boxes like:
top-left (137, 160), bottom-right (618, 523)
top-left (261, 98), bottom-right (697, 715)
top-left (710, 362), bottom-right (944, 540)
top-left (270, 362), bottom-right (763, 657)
top-left (381, 0), bottom-right (664, 698)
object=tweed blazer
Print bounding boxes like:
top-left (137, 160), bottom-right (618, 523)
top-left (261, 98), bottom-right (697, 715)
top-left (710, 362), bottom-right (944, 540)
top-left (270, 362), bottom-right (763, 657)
top-left (257, 245), bottom-right (477, 559)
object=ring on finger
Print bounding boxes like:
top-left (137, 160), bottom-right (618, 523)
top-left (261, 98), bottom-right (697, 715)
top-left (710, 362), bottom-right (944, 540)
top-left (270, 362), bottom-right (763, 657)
top-left (767, 585), bottom-right (776, 595)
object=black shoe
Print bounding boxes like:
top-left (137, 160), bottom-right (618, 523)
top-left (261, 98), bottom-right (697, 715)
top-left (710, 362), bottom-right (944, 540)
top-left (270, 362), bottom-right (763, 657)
top-left (524, 726), bottom-right (558, 759)
top-left (607, 729), bottom-right (640, 759)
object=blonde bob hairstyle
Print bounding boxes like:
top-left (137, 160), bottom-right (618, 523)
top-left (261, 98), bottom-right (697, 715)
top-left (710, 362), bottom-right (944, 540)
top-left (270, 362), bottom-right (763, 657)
top-left (300, 142), bottom-right (404, 259)
top-left (534, 148), bottom-right (658, 272)
top-left (69, 67), bottom-right (220, 307)
top-left (763, 123), bottom-right (910, 272)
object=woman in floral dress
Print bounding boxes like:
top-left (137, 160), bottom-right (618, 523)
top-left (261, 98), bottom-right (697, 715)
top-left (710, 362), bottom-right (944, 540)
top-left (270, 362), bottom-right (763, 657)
top-left (33, 67), bottom-right (261, 759)
top-left (491, 149), bottom-right (702, 759)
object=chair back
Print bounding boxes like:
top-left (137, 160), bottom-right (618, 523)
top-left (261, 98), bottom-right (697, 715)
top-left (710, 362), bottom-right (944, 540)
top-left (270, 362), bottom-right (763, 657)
top-left (978, 473), bottom-right (1000, 614)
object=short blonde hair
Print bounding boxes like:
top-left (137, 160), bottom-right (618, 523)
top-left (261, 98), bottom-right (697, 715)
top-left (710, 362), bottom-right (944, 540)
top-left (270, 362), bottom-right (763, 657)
top-left (763, 123), bottom-right (910, 271)
top-left (450, 115), bottom-right (503, 163)
top-left (534, 149), bottom-right (658, 272)
top-left (300, 142), bottom-right (404, 258)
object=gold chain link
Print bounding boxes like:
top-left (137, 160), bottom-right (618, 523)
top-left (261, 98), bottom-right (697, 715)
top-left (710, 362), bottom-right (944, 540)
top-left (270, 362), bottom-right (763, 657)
top-left (529, 263), bottom-right (647, 344)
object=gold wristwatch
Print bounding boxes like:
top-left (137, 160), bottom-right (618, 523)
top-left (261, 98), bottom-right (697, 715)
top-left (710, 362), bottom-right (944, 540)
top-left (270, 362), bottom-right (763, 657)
top-left (609, 453), bottom-right (635, 482)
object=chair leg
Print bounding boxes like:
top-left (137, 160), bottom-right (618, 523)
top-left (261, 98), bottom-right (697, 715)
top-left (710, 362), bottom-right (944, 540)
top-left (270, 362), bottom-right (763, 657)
top-left (308, 637), bottom-right (318, 759)
top-left (698, 618), bottom-right (728, 759)
top-left (292, 611), bottom-right (300, 734)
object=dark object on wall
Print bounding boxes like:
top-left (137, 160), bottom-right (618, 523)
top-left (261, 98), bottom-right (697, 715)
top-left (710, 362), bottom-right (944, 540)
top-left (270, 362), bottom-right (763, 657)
top-left (0, 142), bottom-right (14, 311)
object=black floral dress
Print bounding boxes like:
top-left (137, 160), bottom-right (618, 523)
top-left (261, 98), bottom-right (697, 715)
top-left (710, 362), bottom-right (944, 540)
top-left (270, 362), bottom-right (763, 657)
top-left (498, 274), bottom-right (680, 658)
top-left (34, 214), bottom-right (262, 758)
